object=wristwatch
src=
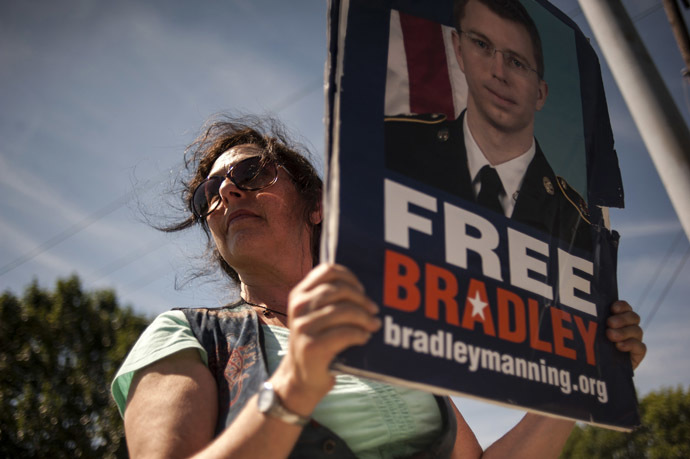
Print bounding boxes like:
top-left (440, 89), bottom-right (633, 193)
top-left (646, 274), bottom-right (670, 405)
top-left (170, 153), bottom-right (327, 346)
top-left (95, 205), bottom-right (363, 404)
top-left (257, 381), bottom-right (310, 426)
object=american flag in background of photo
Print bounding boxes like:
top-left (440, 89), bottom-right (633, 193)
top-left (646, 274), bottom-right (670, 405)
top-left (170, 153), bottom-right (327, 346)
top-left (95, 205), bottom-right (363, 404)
top-left (385, 10), bottom-right (468, 119)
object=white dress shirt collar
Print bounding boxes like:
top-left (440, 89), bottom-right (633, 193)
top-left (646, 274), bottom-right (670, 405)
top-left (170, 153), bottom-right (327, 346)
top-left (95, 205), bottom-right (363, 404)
top-left (463, 114), bottom-right (536, 217)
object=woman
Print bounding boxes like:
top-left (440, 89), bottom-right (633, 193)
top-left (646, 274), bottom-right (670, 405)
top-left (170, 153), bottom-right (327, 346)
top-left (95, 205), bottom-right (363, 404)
top-left (112, 115), bottom-right (646, 458)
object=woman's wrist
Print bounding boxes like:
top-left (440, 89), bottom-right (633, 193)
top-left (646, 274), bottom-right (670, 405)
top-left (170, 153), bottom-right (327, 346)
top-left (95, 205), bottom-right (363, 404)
top-left (268, 366), bottom-right (330, 418)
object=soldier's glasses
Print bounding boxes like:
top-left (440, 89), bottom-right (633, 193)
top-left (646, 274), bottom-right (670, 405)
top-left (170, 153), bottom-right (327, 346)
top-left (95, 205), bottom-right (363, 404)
top-left (459, 30), bottom-right (540, 79)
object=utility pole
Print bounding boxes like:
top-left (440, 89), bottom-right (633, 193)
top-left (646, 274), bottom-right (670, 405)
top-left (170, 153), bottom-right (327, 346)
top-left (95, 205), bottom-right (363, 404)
top-left (578, 0), bottom-right (690, 242)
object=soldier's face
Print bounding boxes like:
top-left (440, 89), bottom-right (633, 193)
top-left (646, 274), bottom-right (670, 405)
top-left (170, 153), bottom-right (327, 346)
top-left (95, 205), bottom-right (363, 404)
top-left (454, 0), bottom-right (548, 134)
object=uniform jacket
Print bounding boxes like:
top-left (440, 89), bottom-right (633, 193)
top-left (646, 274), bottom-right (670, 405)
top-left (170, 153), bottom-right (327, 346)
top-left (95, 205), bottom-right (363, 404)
top-left (384, 111), bottom-right (594, 252)
top-left (178, 302), bottom-right (458, 458)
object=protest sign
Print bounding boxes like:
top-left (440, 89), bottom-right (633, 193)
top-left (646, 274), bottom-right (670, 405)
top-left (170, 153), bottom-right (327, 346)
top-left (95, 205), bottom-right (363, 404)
top-left (323, 0), bottom-right (639, 430)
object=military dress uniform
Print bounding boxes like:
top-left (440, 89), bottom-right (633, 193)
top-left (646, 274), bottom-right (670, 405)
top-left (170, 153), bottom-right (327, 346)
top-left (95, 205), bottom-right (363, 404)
top-left (384, 111), bottom-right (594, 252)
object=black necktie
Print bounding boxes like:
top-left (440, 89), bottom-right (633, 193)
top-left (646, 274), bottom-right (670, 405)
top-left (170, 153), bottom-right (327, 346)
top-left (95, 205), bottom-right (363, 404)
top-left (477, 165), bottom-right (504, 215)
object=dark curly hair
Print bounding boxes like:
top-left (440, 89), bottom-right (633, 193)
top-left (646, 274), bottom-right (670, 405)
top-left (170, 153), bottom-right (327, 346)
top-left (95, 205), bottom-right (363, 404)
top-left (161, 114), bottom-right (322, 284)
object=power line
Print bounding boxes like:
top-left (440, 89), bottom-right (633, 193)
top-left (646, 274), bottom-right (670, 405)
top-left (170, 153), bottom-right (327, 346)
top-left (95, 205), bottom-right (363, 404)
top-left (0, 191), bottom-right (134, 276)
top-left (632, 3), bottom-right (664, 22)
top-left (269, 76), bottom-right (322, 114)
top-left (124, 264), bottom-right (175, 293)
top-left (1, 78), bottom-right (321, 278)
top-left (86, 237), bottom-right (170, 286)
top-left (634, 230), bottom-right (685, 314)
top-left (0, 169), bottom-right (171, 278)
top-left (642, 242), bottom-right (690, 329)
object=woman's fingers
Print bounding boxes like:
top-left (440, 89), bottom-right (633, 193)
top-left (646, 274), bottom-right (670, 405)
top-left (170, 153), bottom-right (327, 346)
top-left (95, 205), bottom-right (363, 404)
top-left (288, 264), bottom-right (375, 318)
top-left (297, 281), bottom-right (378, 314)
top-left (280, 263), bottom-right (381, 397)
top-left (606, 301), bottom-right (639, 325)
top-left (292, 301), bottom-right (382, 339)
top-left (605, 324), bottom-right (643, 343)
top-left (289, 277), bottom-right (382, 358)
top-left (612, 337), bottom-right (647, 371)
top-left (606, 300), bottom-right (646, 371)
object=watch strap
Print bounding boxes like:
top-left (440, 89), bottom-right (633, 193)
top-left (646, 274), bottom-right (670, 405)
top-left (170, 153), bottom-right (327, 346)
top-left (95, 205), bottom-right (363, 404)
top-left (259, 382), bottom-right (310, 427)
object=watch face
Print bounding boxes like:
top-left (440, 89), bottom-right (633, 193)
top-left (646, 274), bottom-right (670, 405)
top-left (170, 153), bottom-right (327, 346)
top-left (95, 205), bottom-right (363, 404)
top-left (256, 381), bottom-right (309, 426)
top-left (257, 382), bottom-right (274, 412)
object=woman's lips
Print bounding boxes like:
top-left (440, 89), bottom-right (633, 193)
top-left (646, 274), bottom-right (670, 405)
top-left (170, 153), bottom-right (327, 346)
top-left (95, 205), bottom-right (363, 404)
top-left (225, 209), bottom-right (260, 229)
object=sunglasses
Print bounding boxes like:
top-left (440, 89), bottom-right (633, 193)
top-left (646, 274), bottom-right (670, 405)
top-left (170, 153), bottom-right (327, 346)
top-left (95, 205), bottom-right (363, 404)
top-left (191, 155), bottom-right (285, 218)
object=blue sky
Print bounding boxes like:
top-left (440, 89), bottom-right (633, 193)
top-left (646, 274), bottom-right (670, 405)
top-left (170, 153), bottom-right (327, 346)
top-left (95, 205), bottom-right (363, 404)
top-left (1, 0), bottom-right (689, 448)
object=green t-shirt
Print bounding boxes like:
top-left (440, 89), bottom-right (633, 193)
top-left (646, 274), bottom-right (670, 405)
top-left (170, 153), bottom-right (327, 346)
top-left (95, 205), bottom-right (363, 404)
top-left (112, 310), bottom-right (443, 458)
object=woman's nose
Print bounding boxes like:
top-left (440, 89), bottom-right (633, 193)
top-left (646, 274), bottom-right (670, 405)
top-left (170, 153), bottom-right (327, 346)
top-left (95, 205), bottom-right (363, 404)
top-left (217, 175), bottom-right (243, 204)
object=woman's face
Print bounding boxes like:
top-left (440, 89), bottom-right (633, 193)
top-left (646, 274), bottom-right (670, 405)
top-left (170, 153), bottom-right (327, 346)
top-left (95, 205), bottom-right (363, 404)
top-left (204, 144), bottom-right (316, 274)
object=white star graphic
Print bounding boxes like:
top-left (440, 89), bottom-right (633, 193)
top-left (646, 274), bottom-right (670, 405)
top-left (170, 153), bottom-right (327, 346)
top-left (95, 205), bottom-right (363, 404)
top-left (467, 290), bottom-right (488, 320)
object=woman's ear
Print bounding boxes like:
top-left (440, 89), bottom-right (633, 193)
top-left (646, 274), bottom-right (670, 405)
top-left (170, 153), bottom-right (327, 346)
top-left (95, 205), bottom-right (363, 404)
top-left (310, 202), bottom-right (323, 225)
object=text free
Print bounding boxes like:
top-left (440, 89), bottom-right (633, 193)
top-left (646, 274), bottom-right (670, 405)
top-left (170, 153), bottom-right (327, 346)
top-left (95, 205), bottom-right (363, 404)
top-left (384, 179), bottom-right (597, 317)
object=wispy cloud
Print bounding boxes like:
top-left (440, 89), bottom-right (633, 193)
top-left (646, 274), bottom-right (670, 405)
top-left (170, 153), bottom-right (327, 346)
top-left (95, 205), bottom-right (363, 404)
top-left (0, 154), bottom-right (130, 243)
top-left (0, 154), bottom-right (88, 223)
top-left (0, 219), bottom-right (85, 276)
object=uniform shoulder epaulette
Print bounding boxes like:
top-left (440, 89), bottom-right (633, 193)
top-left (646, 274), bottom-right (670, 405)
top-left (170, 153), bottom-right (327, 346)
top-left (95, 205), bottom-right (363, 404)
top-left (556, 176), bottom-right (590, 224)
top-left (384, 113), bottom-right (448, 124)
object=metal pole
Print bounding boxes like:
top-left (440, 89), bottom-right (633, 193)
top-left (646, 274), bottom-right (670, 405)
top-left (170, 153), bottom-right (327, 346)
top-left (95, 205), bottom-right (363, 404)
top-left (578, 0), bottom-right (690, 242)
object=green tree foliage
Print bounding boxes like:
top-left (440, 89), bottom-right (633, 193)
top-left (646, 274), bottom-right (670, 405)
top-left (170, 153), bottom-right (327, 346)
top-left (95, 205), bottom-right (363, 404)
top-left (0, 275), bottom-right (149, 457)
top-left (562, 386), bottom-right (690, 458)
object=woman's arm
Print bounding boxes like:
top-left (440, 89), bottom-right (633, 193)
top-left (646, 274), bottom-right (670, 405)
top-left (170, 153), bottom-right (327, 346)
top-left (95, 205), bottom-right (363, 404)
top-left (125, 348), bottom-right (310, 459)
top-left (125, 349), bottom-right (218, 458)
top-left (123, 264), bottom-right (381, 458)
top-left (448, 399), bottom-right (575, 459)
top-left (479, 414), bottom-right (575, 459)
top-left (449, 400), bottom-right (483, 459)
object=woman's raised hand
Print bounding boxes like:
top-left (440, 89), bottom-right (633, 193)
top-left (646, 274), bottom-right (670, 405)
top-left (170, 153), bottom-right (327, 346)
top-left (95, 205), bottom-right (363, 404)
top-left (270, 264), bottom-right (381, 416)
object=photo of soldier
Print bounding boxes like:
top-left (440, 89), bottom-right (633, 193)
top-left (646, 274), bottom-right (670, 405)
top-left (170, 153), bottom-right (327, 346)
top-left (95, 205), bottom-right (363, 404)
top-left (385, 0), bottom-right (595, 251)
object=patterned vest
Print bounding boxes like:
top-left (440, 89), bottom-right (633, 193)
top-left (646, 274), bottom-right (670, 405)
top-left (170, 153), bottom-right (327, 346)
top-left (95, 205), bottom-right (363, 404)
top-left (179, 301), bottom-right (457, 458)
